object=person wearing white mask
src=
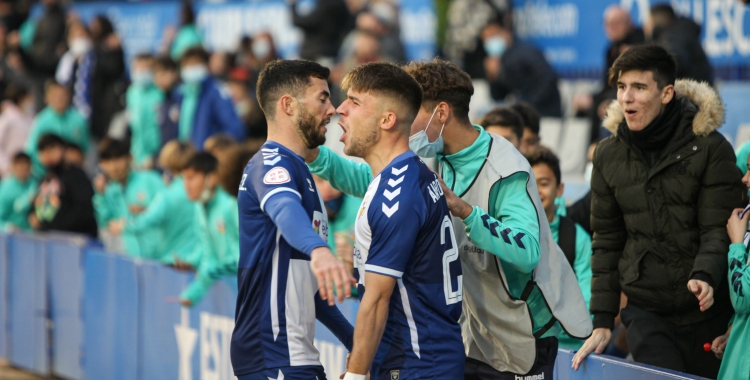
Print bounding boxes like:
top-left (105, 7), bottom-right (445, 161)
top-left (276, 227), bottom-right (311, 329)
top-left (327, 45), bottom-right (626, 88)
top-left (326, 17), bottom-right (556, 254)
top-left (481, 19), bottom-right (562, 117)
top-left (178, 47), bottom-right (244, 149)
top-left (56, 20), bottom-right (125, 140)
top-left (126, 54), bottom-right (164, 168)
top-left (249, 32), bottom-right (277, 71)
top-left (306, 59), bottom-right (592, 380)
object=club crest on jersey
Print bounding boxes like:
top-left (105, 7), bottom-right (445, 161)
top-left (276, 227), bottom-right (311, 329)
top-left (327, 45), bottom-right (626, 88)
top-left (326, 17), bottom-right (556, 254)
top-left (390, 370), bottom-right (400, 380)
top-left (263, 167), bottom-right (290, 185)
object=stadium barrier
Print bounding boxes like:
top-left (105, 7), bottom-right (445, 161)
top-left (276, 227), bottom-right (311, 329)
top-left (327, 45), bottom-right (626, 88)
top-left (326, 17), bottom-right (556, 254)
top-left (0, 232), bottom-right (706, 379)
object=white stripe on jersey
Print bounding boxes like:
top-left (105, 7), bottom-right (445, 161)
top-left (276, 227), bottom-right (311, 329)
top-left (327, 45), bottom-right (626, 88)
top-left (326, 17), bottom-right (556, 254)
top-left (271, 230), bottom-right (282, 340)
top-left (260, 188), bottom-right (301, 212)
top-left (397, 278), bottom-right (420, 359)
top-left (365, 264), bottom-right (403, 278)
top-left (285, 259), bottom-right (319, 366)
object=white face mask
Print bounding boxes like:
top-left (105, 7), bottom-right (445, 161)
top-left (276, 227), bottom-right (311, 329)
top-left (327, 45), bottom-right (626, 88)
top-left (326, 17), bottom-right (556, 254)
top-left (131, 70), bottom-right (153, 87)
top-left (181, 65), bottom-right (208, 84)
top-left (69, 38), bottom-right (93, 57)
top-left (484, 36), bottom-right (507, 58)
top-left (408, 106), bottom-right (445, 158)
top-left (252, 39), bottom-right (272, 60)
top-left (198, 179), bottom-right (214, 204)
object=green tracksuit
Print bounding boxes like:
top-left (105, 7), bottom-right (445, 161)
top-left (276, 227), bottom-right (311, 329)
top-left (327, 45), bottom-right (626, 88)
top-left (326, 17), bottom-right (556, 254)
top-left (25, 107), bottom-right (89, 178)
top-left (0, 175), bottom-right (37, 231)
top-left (718, 243), bottom-right (750, 380)
top-left (124, 176), bottom-right (202, 265)
top-left (549, 215), bottom-right (593, 350)
top-left (93, 170), bottom-right (164, 258)
top-left (126, 83), bottom-right (164, 167)
top-left (180, 187), bottom-right (240, 305)
top-left (308, 126), bottom-right (561, 338)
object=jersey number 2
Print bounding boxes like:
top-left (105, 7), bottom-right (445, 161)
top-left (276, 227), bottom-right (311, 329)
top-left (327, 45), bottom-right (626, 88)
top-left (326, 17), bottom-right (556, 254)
top-left (441, 215), bottom-right (463, 305)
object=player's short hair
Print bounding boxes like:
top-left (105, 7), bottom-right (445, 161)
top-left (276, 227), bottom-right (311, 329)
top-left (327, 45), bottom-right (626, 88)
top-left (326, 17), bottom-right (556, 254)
top-left (12, 152), bottom-right (31, 164)
top-left (98, 138), bottom-right (130, 160)
top-left (203, 133), bottom-right (237, 153)
top-left (510, 102), bottom-right (541, 135)
top-left (180, 47), bottom-right (210, 65)
top-left (184, 152), bottom-right (218, 175)
top-left (255, 59), bottom-right (330, 120)
top-left (154, 56), bottom-right (178, 72)
top-left (479, 107), bottom-right (524, 142)
top-left (158, 140), bottom-right (196, 173)
top-left (524, 147), bottom-right (561, 185)
top-left (402, 58), bottom-right (473, 123)
top-left (37, 134), bottom-right (66, 151)
top-left (608, 45), bottom-right (676, 89)
top-left (341, 62), bottom-right (423, 125)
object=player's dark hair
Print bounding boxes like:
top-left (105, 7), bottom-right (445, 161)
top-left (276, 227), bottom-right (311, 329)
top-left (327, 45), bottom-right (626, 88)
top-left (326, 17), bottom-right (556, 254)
top-left (525, 147), bottom-right (561, 185)
top-left (510, 102), bottom-right (541, 135)
top-left (479, 107), bottom-right (524, 142)
top-left (184, 152), bottom-right (218, 174)
top-left (256, 59), bottom-right (330, 120)
top-left (608, 45), bottom-right (676, 89)
top-left (403, 58), bottom-right (473, 123)
top-left (342, 62), bottom-right (423, 126)
top-left (98, 138), bottom-right (131, 160)
top-left (37, 134), bottom-right (66, 151)
top-left (12, 152), bottom-right (31, 164)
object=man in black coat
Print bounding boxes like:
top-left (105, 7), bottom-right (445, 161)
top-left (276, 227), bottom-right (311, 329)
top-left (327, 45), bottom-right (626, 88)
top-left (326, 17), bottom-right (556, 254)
top-left (30, 134), bottom-right (97, 238)
top-left (572, 45), bottom-right (740, 379)
top-left (481, 20), bottom-right (562, 117)
top-left (290, 0), bottom-right (350, 64)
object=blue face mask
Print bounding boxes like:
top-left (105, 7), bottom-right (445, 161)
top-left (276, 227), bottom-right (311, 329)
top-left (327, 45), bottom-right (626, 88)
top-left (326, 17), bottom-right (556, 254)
top-left (131, 70), bottom-right (153, 87)
top-left (181, 65), bottom-right (208, 84)
top-left (408, 106), bottom-right (445, 158)
top-left (484, 36), bottom-right (507, 58)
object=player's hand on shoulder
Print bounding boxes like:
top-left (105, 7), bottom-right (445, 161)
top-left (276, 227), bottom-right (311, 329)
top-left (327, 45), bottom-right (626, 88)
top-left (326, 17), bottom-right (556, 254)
top-left (436, 175), bottom-right (472, 219)
top-left (311, 246), bottom-right (355, 306)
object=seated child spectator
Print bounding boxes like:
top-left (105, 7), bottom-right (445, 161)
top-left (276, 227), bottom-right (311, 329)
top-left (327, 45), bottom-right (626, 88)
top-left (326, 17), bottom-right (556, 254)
top-left (511, 102), bottom-right (541, 155)
top-left (127, 53), bottom-right (164, 169)
top-left (479, 106), bottom-right (524, 149)
top-left (0, 153), bottom-right (37, 231)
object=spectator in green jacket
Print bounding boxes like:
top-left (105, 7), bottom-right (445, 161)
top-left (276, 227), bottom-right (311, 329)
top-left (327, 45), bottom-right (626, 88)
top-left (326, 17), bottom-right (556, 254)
top-left (478, 106), bottom-right (524, 149)
top-left (0, 152), bottom-right (37, 231)
top-left (25, 81), bottom-right (89, 178)
top-left (126, 54), bottom-right (164, 169)
top-left (168, 1), bottom-right (203, 61)
top-left (119, 140), bottom-right (203, 266)
top-left (526, 147), bottom-right (593, 350)
top-left (179, 152), bottom-right (239, 306)
top-left (93, 139), bottom-right (164, 258)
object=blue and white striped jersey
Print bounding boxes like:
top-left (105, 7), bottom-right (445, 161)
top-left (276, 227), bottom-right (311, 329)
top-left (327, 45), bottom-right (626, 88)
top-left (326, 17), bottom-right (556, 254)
top-left (232, 142), bottom-right (351, 376)
top-left (354, 151), bottom-right (464, 379)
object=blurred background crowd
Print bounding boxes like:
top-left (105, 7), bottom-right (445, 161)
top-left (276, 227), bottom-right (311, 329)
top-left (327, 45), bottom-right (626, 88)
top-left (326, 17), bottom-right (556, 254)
top-left (0, 0), bottom-right (749, 377)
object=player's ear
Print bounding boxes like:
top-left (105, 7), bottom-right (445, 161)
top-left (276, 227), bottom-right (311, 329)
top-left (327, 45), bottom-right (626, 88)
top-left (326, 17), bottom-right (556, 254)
top-left (381, 111), bottom-right (398, 131)
top-left (279, 94), bottom-right (295, 117)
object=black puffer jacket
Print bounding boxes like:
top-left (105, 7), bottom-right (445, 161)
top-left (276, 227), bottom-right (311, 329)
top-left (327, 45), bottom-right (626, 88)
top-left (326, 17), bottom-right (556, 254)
top-left (590, 80), bottom-right (743, 328)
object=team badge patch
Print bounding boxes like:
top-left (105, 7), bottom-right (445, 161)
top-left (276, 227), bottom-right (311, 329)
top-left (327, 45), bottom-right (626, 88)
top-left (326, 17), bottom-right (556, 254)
top-left (263, 167), bottom-right (291, 185)
top-left (390, 370), bottom-right (400, 380)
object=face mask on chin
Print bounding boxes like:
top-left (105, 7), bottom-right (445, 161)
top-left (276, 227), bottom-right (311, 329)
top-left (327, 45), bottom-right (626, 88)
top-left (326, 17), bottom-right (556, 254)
top-left (408, 106), bottom-right (445, 158)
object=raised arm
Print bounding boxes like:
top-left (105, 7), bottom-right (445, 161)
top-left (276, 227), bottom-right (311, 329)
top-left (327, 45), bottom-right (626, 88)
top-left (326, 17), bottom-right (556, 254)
top-left (307, 146), bottom-right (372, 198)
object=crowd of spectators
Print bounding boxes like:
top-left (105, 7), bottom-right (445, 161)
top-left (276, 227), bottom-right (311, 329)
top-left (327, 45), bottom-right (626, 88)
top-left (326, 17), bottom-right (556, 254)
top-left (0, 0), bottom-right (745, 379)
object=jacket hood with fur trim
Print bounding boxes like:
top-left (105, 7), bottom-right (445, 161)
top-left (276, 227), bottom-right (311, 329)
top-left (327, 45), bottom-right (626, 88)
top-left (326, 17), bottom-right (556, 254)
top-left (602, 79), bottom-right (725, 137)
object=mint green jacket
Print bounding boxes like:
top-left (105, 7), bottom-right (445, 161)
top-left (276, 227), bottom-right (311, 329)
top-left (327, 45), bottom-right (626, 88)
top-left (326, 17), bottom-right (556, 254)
top-left (0, 175), bottom-right (37, 231)
top-left (26, 107), bottom-right (89, 178)
top-left (125, 176), bottom-right (202, 265)
top-left (550, 215), bottom-right (593, 350)
top-left (718, 243), bottom-right (750, 380)
top-left (170, 25), bottom-right (202, 61)
top-left (93, 170), bottom-right (164, 258)
top-left (308, 127), bottom-right (561, 338)
top-left (180, 188), bottom-right (240, 304)
top-left (126, 84), bottom-right (164, 167)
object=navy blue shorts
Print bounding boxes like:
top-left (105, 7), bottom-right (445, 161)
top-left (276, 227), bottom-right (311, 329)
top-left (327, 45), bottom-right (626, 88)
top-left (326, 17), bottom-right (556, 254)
top-left (238, 365), bottom-right (327, 380)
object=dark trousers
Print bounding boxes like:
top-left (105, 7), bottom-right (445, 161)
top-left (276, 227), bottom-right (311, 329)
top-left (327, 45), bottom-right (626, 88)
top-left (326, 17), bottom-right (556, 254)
top-left (621, 303), bottom-right (730, 379)
top-left (464, 337), bottom-right (557, 380)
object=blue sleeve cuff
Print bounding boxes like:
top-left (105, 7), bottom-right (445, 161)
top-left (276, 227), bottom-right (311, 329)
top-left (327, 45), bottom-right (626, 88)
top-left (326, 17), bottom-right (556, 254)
top-left (265, 191), bottom-right (328, 256)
